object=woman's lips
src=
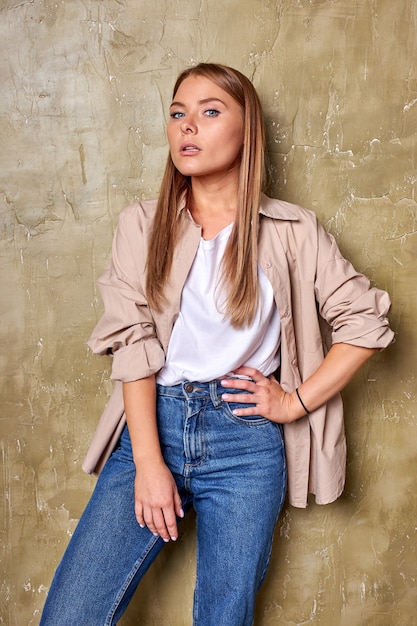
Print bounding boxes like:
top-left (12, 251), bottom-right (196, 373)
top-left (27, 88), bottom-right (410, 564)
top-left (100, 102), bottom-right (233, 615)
top-left (180, 142), bottom-right (201, 154)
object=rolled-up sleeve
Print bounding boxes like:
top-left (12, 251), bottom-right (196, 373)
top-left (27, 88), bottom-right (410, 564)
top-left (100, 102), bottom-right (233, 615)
top-left (87, 205), bottom-right (166, 382)
top-left (314, 224), bottom-right (394, 349)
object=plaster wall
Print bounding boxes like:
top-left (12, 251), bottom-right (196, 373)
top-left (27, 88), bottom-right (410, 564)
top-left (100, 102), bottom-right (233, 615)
top-left (1, 1), bottom-right (416, 624)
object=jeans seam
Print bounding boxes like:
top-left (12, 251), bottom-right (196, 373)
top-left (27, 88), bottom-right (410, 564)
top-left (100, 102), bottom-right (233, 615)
top-left (104, 534), bottom-right (161, 625)
top-left (193, 551), bottom-right (200, 626)
top-left (258, 462), bottom-right (287, 587)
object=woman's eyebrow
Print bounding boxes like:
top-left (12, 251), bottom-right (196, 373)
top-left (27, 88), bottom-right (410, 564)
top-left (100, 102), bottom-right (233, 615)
top-left (169, 97), bottom-right (226, 108)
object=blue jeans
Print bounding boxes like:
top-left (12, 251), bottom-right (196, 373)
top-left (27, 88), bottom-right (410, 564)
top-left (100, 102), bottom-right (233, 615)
top-left (40, 381), bottom-right (287, 626)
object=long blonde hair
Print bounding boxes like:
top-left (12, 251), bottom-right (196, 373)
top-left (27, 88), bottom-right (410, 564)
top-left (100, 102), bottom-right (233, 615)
top-left (146, 63), bottom-right (266, 328)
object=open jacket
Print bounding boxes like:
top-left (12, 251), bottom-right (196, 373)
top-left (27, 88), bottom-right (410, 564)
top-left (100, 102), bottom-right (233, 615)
top-left (83, 194), bottom-right (394, 508)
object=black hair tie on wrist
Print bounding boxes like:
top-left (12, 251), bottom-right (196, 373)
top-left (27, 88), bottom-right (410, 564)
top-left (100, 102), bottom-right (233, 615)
top-left (296, 387), bottom-right (310, 414)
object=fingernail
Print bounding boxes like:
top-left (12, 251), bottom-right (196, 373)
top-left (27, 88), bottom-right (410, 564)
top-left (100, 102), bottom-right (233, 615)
top-left (153, 532), bottom-right (159, 537)
top-left (171, 536), bottom-right (178, 542)
top-left (221, 393), bottom-right (230, 400)
top-left (179, 508), bottom-right (185, 518)
top-left (139, 523), bottom-right (145, 528)
top-left (163, 537), bottom-right (169, 543)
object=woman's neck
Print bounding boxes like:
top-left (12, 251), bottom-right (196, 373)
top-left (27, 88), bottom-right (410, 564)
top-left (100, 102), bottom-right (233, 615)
top-left (189, 176), bottom-right (238, 240)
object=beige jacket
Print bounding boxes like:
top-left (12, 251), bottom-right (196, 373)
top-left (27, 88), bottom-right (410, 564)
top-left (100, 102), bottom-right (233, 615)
top-left (83, 194), bottom-right (394, 508)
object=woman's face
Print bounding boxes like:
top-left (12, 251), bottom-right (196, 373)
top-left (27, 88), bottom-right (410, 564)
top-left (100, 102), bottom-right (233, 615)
top-left (167, 75), bottom-right (244, 183)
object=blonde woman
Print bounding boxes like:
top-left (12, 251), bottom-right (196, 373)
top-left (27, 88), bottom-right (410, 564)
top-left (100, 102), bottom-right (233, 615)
top-left (41, 63), bottom-right (393, 626)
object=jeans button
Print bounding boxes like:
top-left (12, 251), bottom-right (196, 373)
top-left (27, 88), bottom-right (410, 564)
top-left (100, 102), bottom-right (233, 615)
top-left (184, 383), bottom-right (194, 393)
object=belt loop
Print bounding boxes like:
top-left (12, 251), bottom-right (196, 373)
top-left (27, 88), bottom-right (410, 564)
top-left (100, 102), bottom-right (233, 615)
top-left (209, 381), bottom-right (222, 408)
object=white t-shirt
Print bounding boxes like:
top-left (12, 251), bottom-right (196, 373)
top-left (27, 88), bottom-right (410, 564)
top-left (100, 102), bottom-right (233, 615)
top-left (156, 223), bottom-right (281, 386)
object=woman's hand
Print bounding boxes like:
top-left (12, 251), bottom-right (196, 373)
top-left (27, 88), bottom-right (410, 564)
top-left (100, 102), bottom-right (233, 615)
top-left (134, 458), bottom-right (184, 542)
top-left (222, 346), bottom-right (378, 424)
top-left (221, 367), bottom-right (301, 423)
top-left (123, 376), bottom-right (184, 542)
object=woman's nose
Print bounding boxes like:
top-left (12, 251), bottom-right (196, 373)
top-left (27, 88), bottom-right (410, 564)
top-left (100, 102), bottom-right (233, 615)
top-left (181, 117), bottom-right (197, 134)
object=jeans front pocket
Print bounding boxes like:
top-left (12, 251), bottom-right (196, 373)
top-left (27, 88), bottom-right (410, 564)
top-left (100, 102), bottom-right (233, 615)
top-left (221, 396), bottom-right (271, 427)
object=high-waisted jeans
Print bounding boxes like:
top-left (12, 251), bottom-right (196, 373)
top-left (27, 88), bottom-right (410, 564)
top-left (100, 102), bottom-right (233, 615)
top-left (40, 381), bottom-right (287, 626)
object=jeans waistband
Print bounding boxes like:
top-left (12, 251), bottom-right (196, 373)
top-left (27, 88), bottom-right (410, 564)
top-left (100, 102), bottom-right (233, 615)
top-left (156, 380), bottom-right (230, 399)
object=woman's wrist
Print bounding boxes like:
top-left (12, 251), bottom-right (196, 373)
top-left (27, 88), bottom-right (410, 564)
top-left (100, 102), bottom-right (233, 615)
top-left (289, 388), bottom-right (311, 420)
top-left (295, 387), bottom-right (310, 415)
top-left (132, 444), bottom-right (164, 468)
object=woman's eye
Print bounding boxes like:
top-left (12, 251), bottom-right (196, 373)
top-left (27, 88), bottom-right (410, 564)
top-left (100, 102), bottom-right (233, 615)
top-left (170, 111), bottom-right (184, 119)
top-left (205, 109), bottom-right (220, 117)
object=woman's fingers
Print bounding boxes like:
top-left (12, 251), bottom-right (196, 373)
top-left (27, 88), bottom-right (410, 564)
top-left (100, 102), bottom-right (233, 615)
top-left (220, 367), bottom-right (272, 407)
top-left (232, 366), bottom-right (267, 382)
top-left (220, 369), bottom-right (291, 422)
top-left (135, 502), bottom-right (146, 528)
top-left (134, 464), bottom-right (183, 542)
top-left (141, 505), bottom-right (179, 542)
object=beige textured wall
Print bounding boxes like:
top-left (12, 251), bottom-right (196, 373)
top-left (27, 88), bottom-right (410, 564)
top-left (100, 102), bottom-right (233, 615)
top-left (1, 0), bottom-right (416, 624)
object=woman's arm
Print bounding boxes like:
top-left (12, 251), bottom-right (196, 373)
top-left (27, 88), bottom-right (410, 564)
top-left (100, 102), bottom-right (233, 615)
top-left (221, 343), bottom-right (378, 423)
top-left (288, 343), bottom-right (377, 418)
top-left (123, 376), bottom-right (184, 541)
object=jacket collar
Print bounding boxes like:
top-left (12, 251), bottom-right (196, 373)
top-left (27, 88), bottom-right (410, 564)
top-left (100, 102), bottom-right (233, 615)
top-left (259, 193), bottom-right (299, 221)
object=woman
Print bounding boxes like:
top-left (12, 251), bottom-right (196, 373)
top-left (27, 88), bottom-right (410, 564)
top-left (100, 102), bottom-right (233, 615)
top-left (40, 63), bottom-right (394, 625)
